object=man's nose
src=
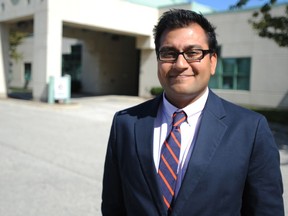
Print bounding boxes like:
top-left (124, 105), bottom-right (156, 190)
top-left (174, 53), bottom-right (189, 69)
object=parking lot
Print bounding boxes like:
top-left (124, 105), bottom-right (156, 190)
top-left (0, 96), bottom-right (287, 216)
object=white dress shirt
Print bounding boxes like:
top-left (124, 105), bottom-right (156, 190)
top-left (153, 88), bottom-right (209, 173)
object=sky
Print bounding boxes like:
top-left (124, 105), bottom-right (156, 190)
top-left (196, 0), bottom-right (288, 11)
top-left (128, 0), bottom-right (288, 11)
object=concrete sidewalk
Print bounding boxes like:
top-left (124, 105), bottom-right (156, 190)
top-left (0, 96), bottom-right (287, 216)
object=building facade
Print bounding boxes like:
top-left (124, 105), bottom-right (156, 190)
top-left (206, 5), bottom-right (288, 108)
top-left (0, 0), bottom-right (287, 108)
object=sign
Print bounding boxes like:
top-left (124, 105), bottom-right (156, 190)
top-left (54, 76), bottom-right (69, 100)
top-left (48, 75), bottom-right (71, 104)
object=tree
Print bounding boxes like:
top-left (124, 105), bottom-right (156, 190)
top-left (8, 31), bottom-right (28, 86)
top-left (231, 0), bottom-right (288, 47)
top-left (9, 31), bottom-right (27, 61)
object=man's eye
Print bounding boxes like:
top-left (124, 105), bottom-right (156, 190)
top-left (162, 52), bottom-right (177, 58)
top-left (185, 51), bottom-right (200, 58)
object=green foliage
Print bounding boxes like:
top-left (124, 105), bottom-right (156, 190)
top-left (150, 87), bottom-right (163, 96)
top-left (9, 87), bottom-right (32, 93)
top-left (231, 0), bottom-right (288, 47)
top-left (9, 31), bottom-right (27, 61)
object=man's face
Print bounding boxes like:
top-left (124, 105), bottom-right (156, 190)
top-left (157, 23), bottom-right (217, 107)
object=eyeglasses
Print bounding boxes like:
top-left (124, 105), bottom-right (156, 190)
top-left (158, 49), bottom-right (213, 63)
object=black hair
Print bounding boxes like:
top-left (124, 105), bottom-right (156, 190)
top-left (153, 9), bottom-right (217, 54)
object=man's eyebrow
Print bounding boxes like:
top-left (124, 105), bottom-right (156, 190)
top-left (184, 45), bottom-right (203, 50)
top-left (159, 46), bottom-right (177, 52)
top-left (159, 45), bottom-right (203, 52)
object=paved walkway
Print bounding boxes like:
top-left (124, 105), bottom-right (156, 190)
top-left (0, 96), bottom-right (287, 216)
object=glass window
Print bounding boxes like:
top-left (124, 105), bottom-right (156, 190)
top-left (24, 62), bottom-right (32, 89)
top-left (24, 63), bottom-right (32, 81)
top-left (209, 57), bottom-right (251, 90)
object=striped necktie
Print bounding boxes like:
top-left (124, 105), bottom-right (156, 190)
top-left (158, 111), bottom-right (187, 212)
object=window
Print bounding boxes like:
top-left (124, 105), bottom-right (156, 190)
top-left (209, 57), bottom-right (251, 90)
top-left (24, 63), bottom-right (32, 89)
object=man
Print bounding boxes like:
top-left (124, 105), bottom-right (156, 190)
top-left (101, 9), bottom-right (284, 216)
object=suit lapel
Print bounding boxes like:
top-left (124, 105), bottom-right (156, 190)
top-left (134, 96), bottom-right (166, 214)
top-left (172, 91), bottom-right (228, 214)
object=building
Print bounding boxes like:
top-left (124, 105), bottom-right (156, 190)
top-left (0, 0), bottom-right (287, 108)
top-left (206, 4), bottom-right (288, 109)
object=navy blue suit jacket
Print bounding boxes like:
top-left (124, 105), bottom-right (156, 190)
top-left (102, 91), bottom-right (284, 216)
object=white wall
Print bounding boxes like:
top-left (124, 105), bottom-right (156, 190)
top-left (1, 0), bottom-right (287, 107)
top-left (81, 31), bottom-right (139, 95)
top-left (138, 49), bottom-right (159, 97)
top-left (9, 36), bottom-right (33, 88)
top-left (0, 23), bottom-right (9, 98)
top-left (206, 5), bottom-right (288, 108)
top-left (0, 0), bottom-right (158, 100)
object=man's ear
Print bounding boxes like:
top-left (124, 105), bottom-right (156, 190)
top-left (210, 53), bottom-right (217, 76)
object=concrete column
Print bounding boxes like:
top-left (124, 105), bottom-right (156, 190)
top-left (33, 10), bottom-right (62, 101)
top-left (0, 24), bottom-right (9, 98)
top-left (138, 49), bottom-right (158, 97)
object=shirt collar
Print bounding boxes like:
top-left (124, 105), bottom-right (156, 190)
top-left (162, 87), bottom-right (209, 125)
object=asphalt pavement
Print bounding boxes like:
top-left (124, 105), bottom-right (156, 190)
top-left (0, 95), bottom-right (287, 216)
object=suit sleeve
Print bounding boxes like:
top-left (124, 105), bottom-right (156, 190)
top-left (101, 114), bottom-right (126, 216)
top-left (241, 116), bottom-right (284, 216)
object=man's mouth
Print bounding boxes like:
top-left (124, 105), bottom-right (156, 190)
top-left (170, 73), bottom-right (195, 78)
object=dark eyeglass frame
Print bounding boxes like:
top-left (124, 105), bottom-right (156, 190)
top-left (157, 49), bottom-right (213, 63)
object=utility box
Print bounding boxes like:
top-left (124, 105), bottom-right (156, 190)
top-left (48, 75), bottom-right (71, 104)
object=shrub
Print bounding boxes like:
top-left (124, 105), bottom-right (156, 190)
top-left (150, 87), bottom-right (163, 96)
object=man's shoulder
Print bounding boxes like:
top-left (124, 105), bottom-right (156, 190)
top-left (116, 95), bottom-right (161, 118)
top-left (209, 91), bottom-right (264, 120)
top-left (222, 97), bottom-right (260, 117)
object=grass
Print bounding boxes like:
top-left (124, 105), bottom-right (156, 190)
top-left (9, 87), bottom-right (32, 93)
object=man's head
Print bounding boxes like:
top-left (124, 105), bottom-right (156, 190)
top-left (153, 9), bottom-right (218, 108)
top-left (153, 9), bottom-right (218, 56)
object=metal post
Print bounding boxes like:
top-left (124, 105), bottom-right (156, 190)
top-left (48, 76), bottom-right (55, 104)
top-left (64, 74), bottom-right (71, 104)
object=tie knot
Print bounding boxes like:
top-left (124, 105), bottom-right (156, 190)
top-left (172, 111), bottom-right (187, 127)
